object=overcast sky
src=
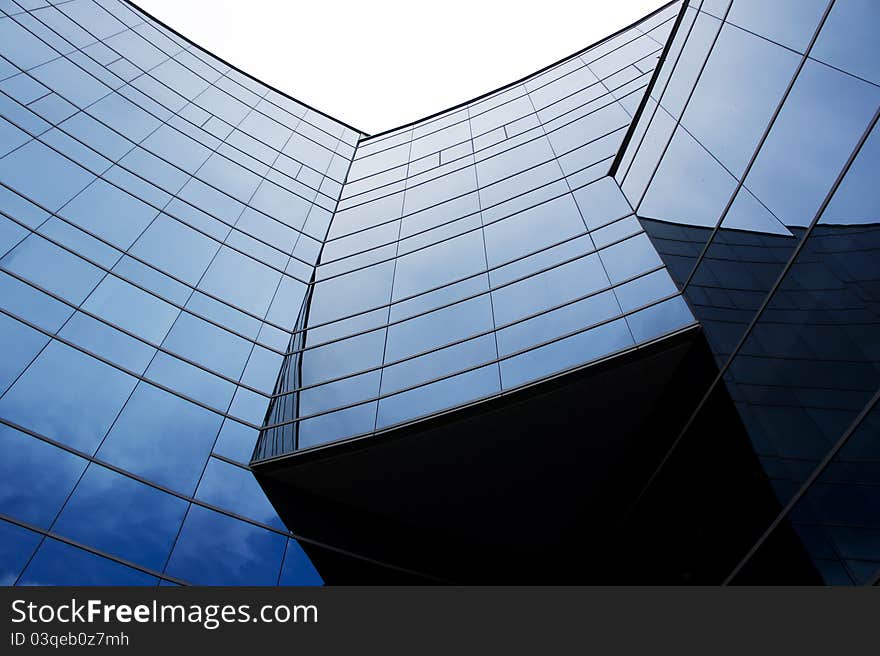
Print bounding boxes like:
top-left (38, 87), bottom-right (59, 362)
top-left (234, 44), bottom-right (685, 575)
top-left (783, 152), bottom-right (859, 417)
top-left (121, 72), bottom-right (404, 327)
top-left (136, 0), bottom-right (664, 135)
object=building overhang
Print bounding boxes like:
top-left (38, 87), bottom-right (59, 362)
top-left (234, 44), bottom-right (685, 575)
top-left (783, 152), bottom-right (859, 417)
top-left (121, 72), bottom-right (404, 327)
top-left (250, 325), bottom-right (744, 582)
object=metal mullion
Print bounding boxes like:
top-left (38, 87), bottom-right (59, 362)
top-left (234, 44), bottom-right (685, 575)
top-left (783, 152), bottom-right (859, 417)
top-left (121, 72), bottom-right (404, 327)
top-left (255, 325), bottom-right (703, 467)
top-left (5, 2), bottom-right (342, 238)
top-left (344, 71), bottom-right (651, 205)
top-left (612, 0), bottom-right (699, 180)
top-left (294, 207), bottom-right (635, 344)
top-left (0, 265), bottom-right (275, 396)
top-left (465, 102), bottom-right (502, 389)
top-left (0, 82), bottom-right (320, 285)
top-left (271, 261), bottom-right (668, 402)
top-left (628, 0), bottom-right (733, 215)
top-left (724, 387), bottom-right (880, 585)
top-left (358, 1), bottom-right (678, 146)
top-left (347, 56), bottom-right (657, 188)
top-left (262, 290), bottom-right (692, 431)
top-left (680, 0), bottom-right (839, 291)
top-left (0, 207), bottom-right (288, 356)
top-left (629, 104), bottom-right (880, 564)
top-left (76, 0), bottom-right (356, 176)
top-left (285, 216), bottom-right (643, 357)
top-left (0, 39), bottom-right (330, 275)
top-left (325, 124), bottom-right (632, 266)
top-left (1, 510), bottom-right (190, 585)
top-left (0, 414), bottom-right (436, 581)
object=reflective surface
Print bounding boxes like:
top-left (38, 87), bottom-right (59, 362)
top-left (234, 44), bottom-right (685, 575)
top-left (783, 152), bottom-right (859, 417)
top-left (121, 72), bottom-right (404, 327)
top-left (617, 0), bottom-right (880, 584)
top-left (257, 2), bottom-right (694, 456)
top-left (0, 0), bottom-right (356, 586)
top-left (2, 0), bottom-right (877, 586)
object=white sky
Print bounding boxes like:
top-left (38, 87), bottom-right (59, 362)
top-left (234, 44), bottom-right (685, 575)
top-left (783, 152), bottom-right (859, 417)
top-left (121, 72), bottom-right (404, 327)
top-left (136, 0), bottom-right (664, 135)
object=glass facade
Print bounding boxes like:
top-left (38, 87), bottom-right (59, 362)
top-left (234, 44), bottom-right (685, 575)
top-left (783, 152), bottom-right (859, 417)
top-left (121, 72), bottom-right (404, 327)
top-left (1, 0), bottom-right (877, 585)
top-left (615, 0), bottom-right (880, 584)
top-left (255, 2), bottom-right (694, 457)
top-left (0, 0), bottom-right (357, 586)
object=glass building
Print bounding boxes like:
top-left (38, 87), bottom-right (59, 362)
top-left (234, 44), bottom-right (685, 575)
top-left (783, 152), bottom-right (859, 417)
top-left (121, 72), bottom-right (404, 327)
top-left (0, 0), bottom-right (876, 585)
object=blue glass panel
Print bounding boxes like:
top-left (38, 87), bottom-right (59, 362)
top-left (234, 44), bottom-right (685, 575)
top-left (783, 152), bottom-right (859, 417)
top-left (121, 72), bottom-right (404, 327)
top-left (297, 400), bottom-right (378, 449)
top-left (625, 295), bottom-right (694, 343)
top-left (59, 179), bottom-right (159, 250)
top-left (615, 266), bottom-right (679, 310)
top-left (31, 56), bottom-right (111, 108)
top-left (279, 539), bottom-right (323, 586)
top-left (141, 124), bottom-right (212, 175)
top-left (223, 365), bottom-right (270, 418)
top-left (82, 274), bottom-right (180, 344)
top-left (198, 247), bottom-right (282, 317)
top-left (572, 176), bottom-right (632, 230)
top-left (823, 121), bottom-right (879, 224)
top-left (599, 232), bottom-right (663, 284)
top-left (492, 250), bottom-right (610, 325)
top-left (59, 112), bottom-right (131, 164)
top-left (240, 345), bottom-right (284, 393)
top-left (111, 255), bottom-right (191, 307)
top-left (164, 504), bottom-right (286, 586)
top-left (250, 179), bottom-right (315, 231)
top-left (0, 271), bottom-right (73, 333)
top-left (0, 115), bottom-right (29, 158)
top-left (198, 152), bottom-right (262, 203)
top-left (38, 216), bottom-right (122, 269)
top-left (391, 231), bottom-right (487, 300)
top-left (484, 194), bottom-right (585, 266)
top-left (161, 311), bottom-right (252, 380)
top-left (0, 139), bottom-right (93, 211)
top-left (590, 214), bottom-right (642, 249)
top-left (0, 340), bottom-right (137, 452)
top-left (186, 291), bottom-right (261, 340)
top-left (310, 261), bottom-right (395, 325)
top-left (145, 350), bottom-right (236, 410)
top-left (654, 9), bottom-right (724, 118)
top-left (0, 218), bottom-right (28, 266)
top-left (384, 295), bottom-right (495, 362)
top-left (0, 519), bottom-right (40, 585)
top-left (96, 382), bottom-right (222, 495)
top-left (0, 312), bottom-right (48, 395)
top-left (299, 370), bottom-right (381, 417)
top-left (376, 363), bottom-right (500, 429)
top-left (196, 457), bottom-right (284, 529)
top-left (639, 126), bottom-right (737, 227)
top-left (812, 0), bottom-right (880, 86)
top-left (744, 59), bottom-right (880, 228)
top-left (381, 334), bottom-right (498, 396)
top-left (1, 233), bottom-right (104, 305)
top-left (0, 423), bottom-right (86, 528)
top-left (58, 312), bottom-right (156, 374)
top-left (88, 91), bottom-right (163, 143)
top-left (53, 464), bottom-right (188, 571)
top-left (0, 14), bottom-right (58, 69)
top-left (726, 0), bottom-right (827, 53)
top-left (212, 419), bottom-right (259, 464)
top-left (496, 289), bottom-right (620, 356)
top-left (500, 318), bottom-right (634, 389)
top-left (681, 23), bottom-right (799, 178)
top-left (18, 538), bottom-right (158, 586)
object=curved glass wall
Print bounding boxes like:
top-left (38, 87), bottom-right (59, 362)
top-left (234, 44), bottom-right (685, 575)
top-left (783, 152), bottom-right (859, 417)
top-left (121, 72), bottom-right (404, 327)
top-left (256, 1), bottom-right (694, 457)
top-left (615, 0), bottom-right (880, 584)
top-left (0, 0), bottom-right (359, 585)
top-left (3, 0), bottom-right (876, 586)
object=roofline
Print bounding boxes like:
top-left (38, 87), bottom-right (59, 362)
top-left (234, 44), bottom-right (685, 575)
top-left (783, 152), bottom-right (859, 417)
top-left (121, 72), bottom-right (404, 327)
top-left (608, 0), bottom-right (688, 176)
top-left (124, 0), bottom-right (369, 136)
top-left (125, 0), bottom-right (678, 141)
top-left (359, 0), bottom-right (679, 142)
